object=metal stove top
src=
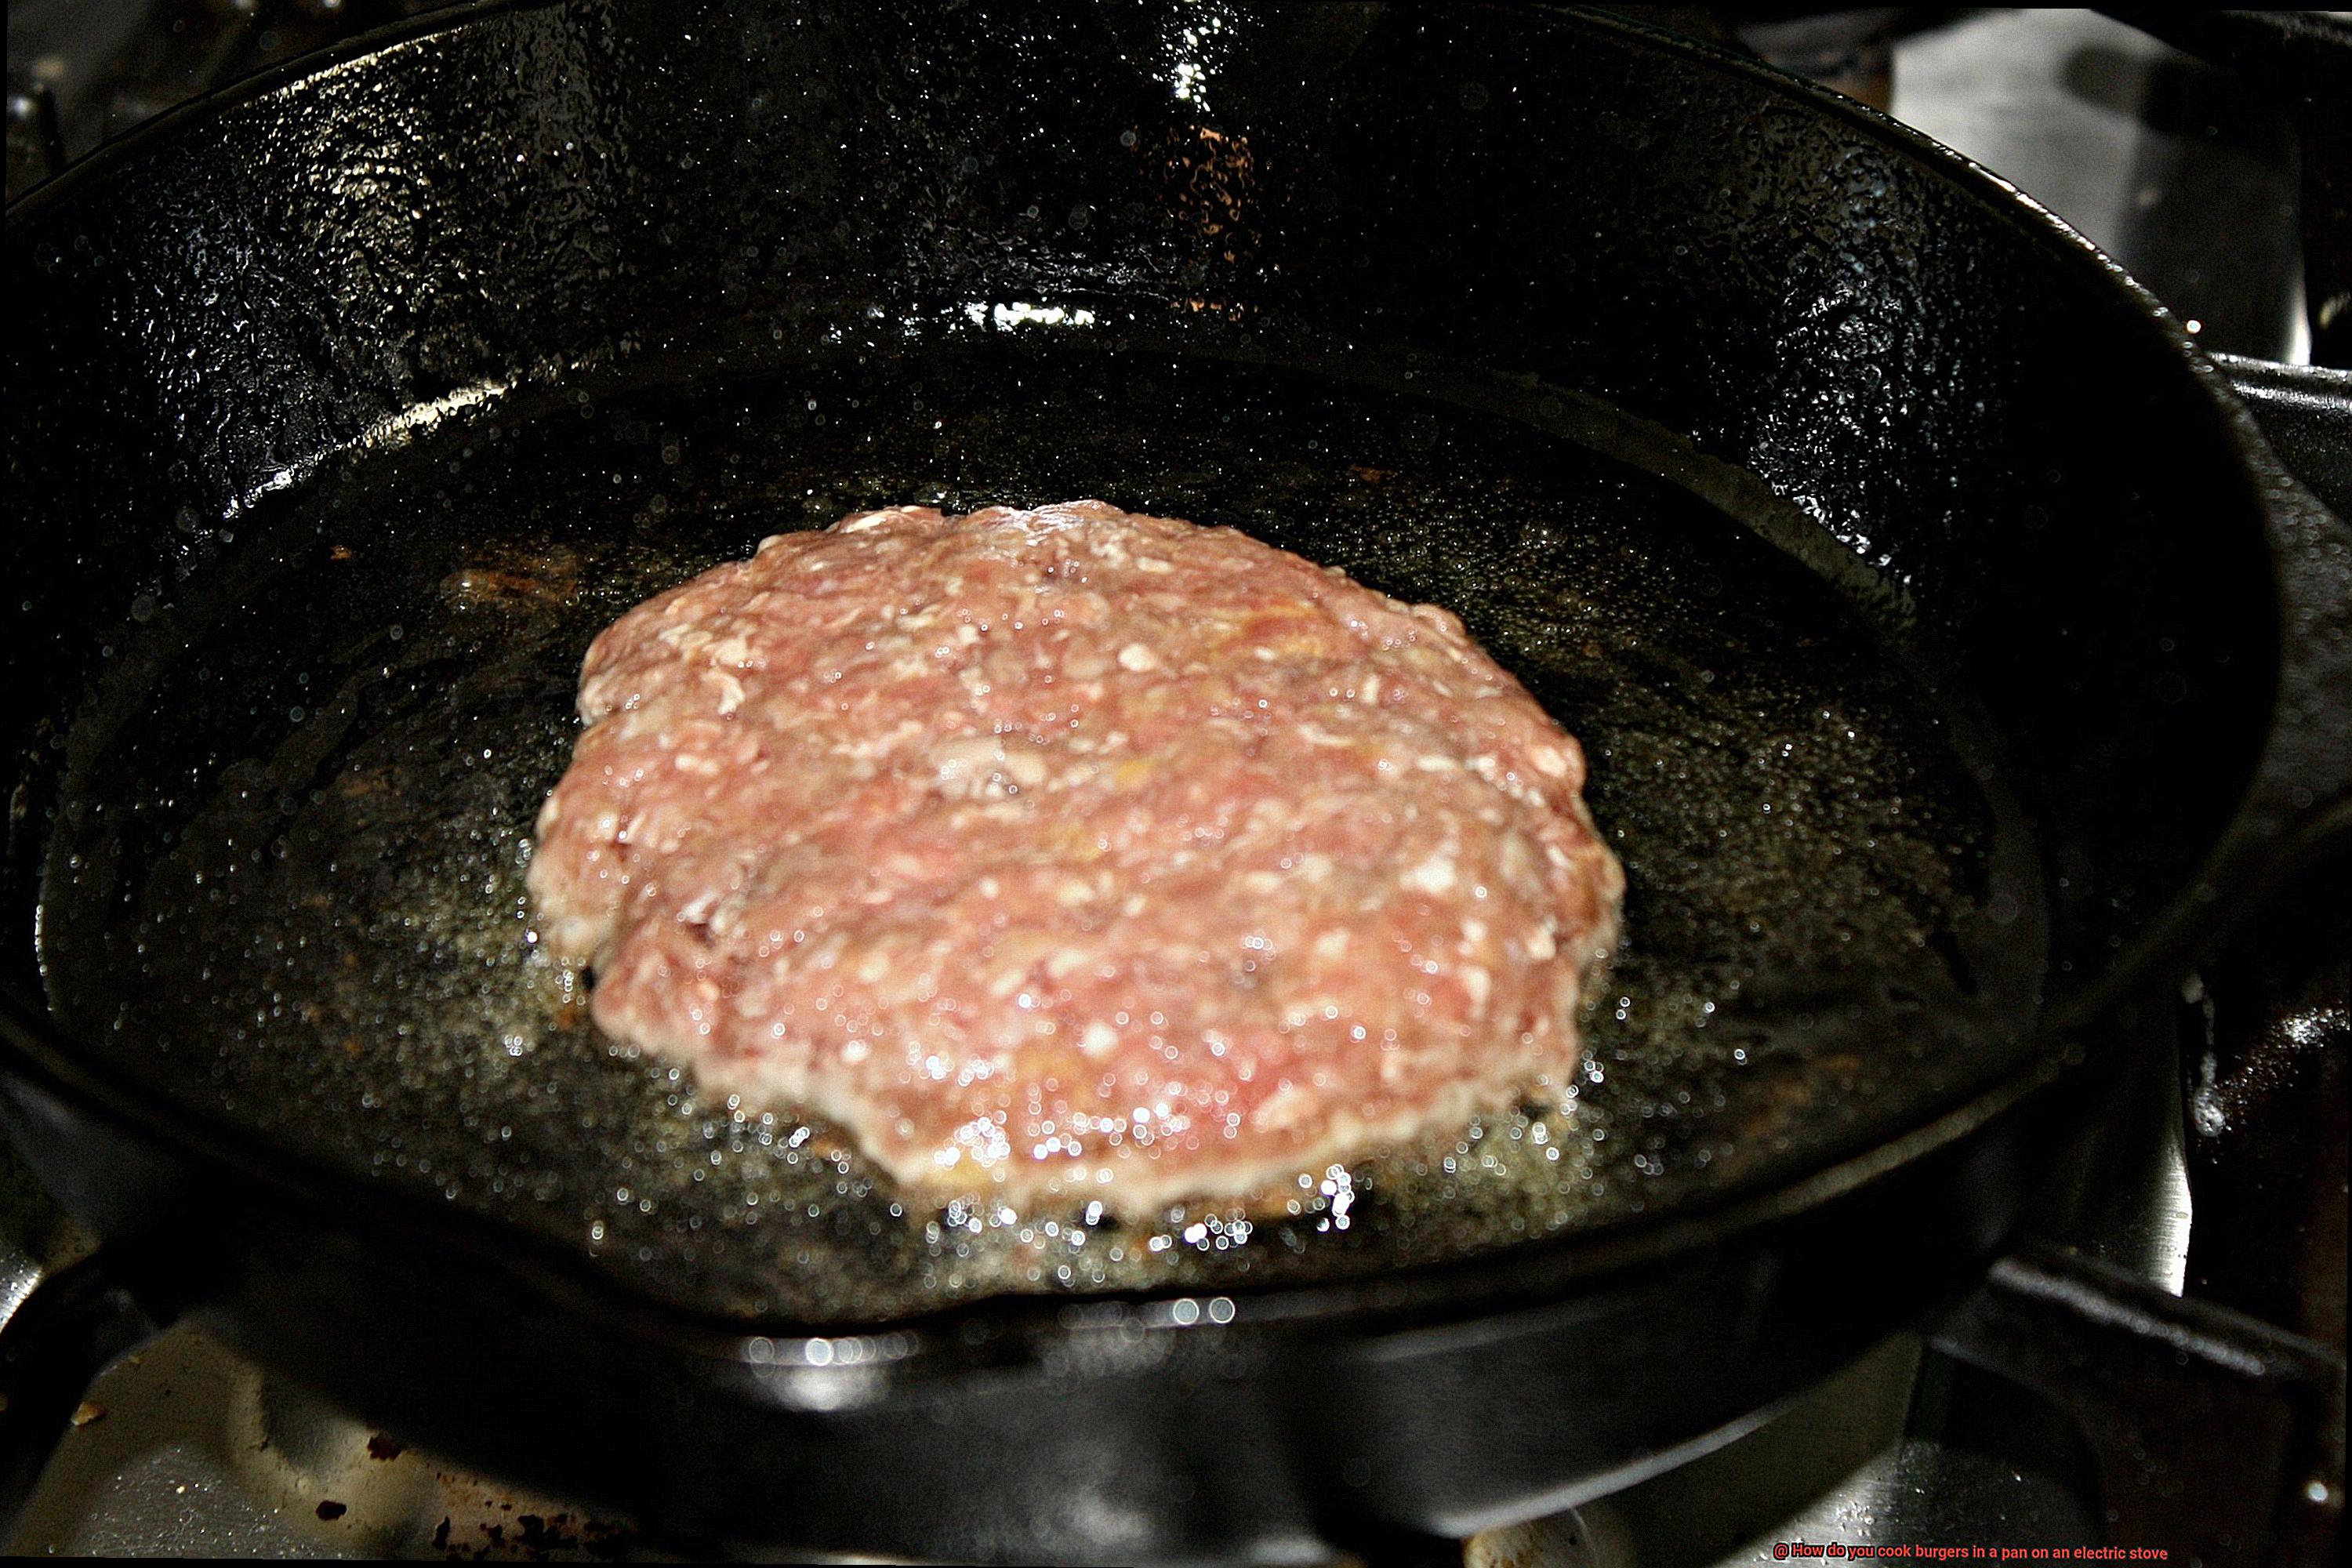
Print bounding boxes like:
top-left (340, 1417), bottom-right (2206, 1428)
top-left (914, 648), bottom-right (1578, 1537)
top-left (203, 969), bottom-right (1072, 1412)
top-left (2, 6), bottom-right (2343, 1563)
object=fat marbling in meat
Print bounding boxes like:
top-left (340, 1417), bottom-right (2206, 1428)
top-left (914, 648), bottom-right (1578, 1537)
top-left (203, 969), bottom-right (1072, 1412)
top-left (528, 502), bottom-right (1623, 1215)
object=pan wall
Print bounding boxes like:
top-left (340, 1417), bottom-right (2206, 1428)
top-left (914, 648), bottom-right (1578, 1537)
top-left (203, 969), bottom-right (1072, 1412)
top-left (3, 0), bottom-right (2280, 1014)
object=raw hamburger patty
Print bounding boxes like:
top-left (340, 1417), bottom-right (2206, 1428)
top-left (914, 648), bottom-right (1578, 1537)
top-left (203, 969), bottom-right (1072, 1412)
top-left (528, 502), bottom-right (1624, 1214)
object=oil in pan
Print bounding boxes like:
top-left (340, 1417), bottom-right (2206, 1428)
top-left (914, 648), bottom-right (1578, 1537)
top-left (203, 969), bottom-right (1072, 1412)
top-left (37, 337), bottom-right (2048, 1325)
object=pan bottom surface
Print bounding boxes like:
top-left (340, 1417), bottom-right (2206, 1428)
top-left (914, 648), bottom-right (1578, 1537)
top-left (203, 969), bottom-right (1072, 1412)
top-left (36, 336), bottom-right (2048, 1325)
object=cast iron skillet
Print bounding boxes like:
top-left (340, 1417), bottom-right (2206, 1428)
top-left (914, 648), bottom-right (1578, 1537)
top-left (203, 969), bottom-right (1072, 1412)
top-left (4, 2), bottom-right (2348, 1559)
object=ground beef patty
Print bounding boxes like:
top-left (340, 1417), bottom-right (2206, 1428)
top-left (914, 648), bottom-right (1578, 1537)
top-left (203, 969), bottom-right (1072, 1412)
top-left (528, 502), bottom-right (1623, 1215)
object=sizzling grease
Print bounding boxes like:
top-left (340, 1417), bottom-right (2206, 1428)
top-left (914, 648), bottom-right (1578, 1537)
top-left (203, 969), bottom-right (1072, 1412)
top-left (38, 345), bottom-right (2045, 1325)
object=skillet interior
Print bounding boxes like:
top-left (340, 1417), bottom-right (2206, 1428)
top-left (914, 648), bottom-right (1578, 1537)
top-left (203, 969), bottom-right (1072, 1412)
top-left (4, 2), bottom-right (2280, 1330)
top-left (33, 332), bottom-right (2045, 1323)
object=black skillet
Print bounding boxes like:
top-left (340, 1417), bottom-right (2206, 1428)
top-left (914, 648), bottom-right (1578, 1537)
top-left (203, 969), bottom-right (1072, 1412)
top-left (4, 2), bottom-right (2348, 1560)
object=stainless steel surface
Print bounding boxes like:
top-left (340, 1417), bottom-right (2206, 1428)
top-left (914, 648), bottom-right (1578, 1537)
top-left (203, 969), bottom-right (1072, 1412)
top-left (1472, 1336), bottom-right (2102, 1565)
top-left (5, 1322), bottom-right (659, 1560)
top-left (1889, 9), bottom-right (2310, 363)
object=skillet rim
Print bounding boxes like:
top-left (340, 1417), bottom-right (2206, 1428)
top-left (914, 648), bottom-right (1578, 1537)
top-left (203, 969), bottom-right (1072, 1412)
top-left (0, 0), bottom-right (2335, 1373)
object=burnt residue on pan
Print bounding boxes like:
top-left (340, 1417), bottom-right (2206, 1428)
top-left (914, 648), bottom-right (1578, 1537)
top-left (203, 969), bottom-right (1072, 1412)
top-left (34, 339), bottom-right (2046, 1324)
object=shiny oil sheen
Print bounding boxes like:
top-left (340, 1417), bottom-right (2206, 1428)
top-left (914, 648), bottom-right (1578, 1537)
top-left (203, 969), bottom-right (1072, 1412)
top-left (37, 340), bottom-right (2043, 1323)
